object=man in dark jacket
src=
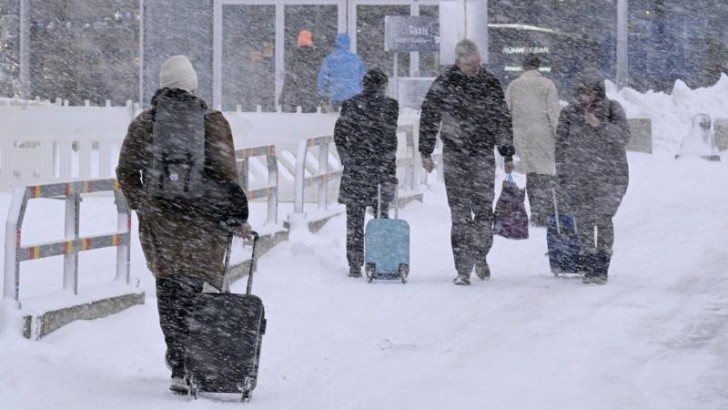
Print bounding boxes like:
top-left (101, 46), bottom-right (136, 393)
top-left (116, 55), bottom-right (252, 392)
top-left (555, 71), bottom-right (630, 284)
top-left (280, 30), bottom-right (325, 113)
top-left (419, 39), bottom-right (515, 286)
top-left (334, 68), bottom-right (399, 277)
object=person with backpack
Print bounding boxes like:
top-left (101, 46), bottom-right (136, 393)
top-left (318, 33), bottom-right (366, 111)
top-left (555, 70), bottom-right (630, 284)
top-left (116, 55), bottom-right (252, 393)
top-left (334, 68), bottom-right (399, 278)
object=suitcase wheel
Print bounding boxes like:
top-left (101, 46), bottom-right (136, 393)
top-left (398, 263), bottom-right (409, 284)
top-left (365, 263), bottom-right (375, 283)
top-left (241, 377), bottom-right (254, 402)
top-left (186, 375), bottom-right (199, 399)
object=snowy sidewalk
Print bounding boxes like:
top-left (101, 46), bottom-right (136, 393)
top-left (1, 152), bottom-right (728, 409)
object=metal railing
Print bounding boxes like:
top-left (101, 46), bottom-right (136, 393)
top-left (291, 124), bottom-right (425, 215)
top-left (236, 145), bottom-right (279, 225)
top-left (293, 136), bottom-right (342, 214)
top-left (4, 179), bottom-right (131, 302)
top-left (395, 124), bottom-right (421, 192)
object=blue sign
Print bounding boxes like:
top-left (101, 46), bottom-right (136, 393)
top-left (384, 16), bottom-right (440, 52)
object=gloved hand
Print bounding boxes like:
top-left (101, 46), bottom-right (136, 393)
top-left (234, 222), bottom-right (253, 239)
top-left (504, 160), bottom-right (515, 174)
top-left (422, 156), bottom-right (435, 173)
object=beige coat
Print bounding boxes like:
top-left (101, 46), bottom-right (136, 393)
top-left (505, 70), bottom-right (561, 175)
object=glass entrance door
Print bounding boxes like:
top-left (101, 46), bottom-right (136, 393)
top-left (218, 0), bottom-right (342, 112)
top-left (222, 4), bottom-right (276, 111)
top-left (282, 5), bottom-right (338, 111)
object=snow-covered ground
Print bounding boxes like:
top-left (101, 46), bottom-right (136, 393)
top-left (1, 79), bottom-right (727, 409)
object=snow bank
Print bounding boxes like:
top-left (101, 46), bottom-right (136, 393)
top-left (607, 74), bottom-right (728, 154)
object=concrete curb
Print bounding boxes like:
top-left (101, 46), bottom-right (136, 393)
top-left (22, 291), bottom-right (145, 340)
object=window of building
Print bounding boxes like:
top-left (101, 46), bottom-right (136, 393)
top-left (356, 5), bottom-right (410, 78)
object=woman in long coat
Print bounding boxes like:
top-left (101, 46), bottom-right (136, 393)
top-left (555, 71), bottom-right (630, 284)
top-left (333, 68), bottom-right (399, 277)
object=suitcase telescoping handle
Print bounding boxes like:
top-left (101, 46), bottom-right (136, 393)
top-left (221, 231), bottom-right (259, 294)
top-left (377, 183), bottom-right (400, 219)
top-left (551, 188), bottom-right (561, 235)
top-left (551, 187), bottom-right (577, 235)
top-left (245, 231), bottom-right (260, 296)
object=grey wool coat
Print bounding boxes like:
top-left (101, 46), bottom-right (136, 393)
top-left (555, 89), bottom-right (630, 218)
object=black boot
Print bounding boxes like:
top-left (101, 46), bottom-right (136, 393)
top-left (593, 251), bottom-right (611, 284)
top-left (348, 266), bottom-right (362, 278)
top-left (581, 252), bottom-right (597, 284)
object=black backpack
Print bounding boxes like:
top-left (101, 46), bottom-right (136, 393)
top-left (146, 89), bottom-right (249, 229)
top-left (148, 90), bottom-right (207, 203)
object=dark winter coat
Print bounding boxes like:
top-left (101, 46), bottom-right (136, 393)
top-left (334, 88), bottom-right (399, 206)
top-left (555, 85), bottom-right (630, 218)
top-left (419, 65), bottom-right (515, 160)
top-left (116, 88), bottom-right (247, 289)
top-left (318, 34), bottom-right (366, 103)
top-left (280, 45), bottom-right (325, 112)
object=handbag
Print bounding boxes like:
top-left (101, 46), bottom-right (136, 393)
top-left (493, 173), bottom-right (529, 240)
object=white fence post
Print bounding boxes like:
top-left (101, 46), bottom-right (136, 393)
top-left (317, 140), bottom-right (329, 210)
top-left (293, 141), bottom-right (308, 214)
top-left (63, 192), bottom-right (81, 294)
top-left (4, 186), bottom-right (27, 300)
top-left (115, 189), bottom-right (131, 284)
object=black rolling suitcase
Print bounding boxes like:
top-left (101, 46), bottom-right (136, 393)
top-left (546, 189), bottom-right (581, 275)
top-left (184, 232), bottom-right (266, 402)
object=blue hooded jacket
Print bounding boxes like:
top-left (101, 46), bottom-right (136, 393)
top-left (318, 33), bottom-right (366, 102)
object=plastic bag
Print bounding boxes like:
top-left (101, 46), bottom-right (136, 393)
top-left (493, 174), bottom-right (529, 240)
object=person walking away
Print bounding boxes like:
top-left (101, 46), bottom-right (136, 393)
top-left (318, 33), bottom-right (366, 111)
top-left (333, 68), bottom-right (399, 278)
top-left (505, 53), bottom-right (561, 227)
top-left (419, 39), bottom-right (515, 286)
top-left (280, 30), bottom-right (325, 113)
top-left (116, 55), bottom-right (253, 392)
top-left (555, 70), bottom-right (630, 284)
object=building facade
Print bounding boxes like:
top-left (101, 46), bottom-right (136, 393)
top-left (0, 0), bottom-right (725, 107)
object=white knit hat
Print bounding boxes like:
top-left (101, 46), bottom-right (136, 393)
top-left (159, 55), bottom-right (198, 92)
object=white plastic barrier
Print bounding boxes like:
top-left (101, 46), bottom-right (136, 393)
top-left (4, 179), bottom-right (132, 302)
top-left (226, 109), bottom-right (337, 147)
top-left (0, 103), bottom-right (134, 190)
top-left (714, 118), bottom-right (728, 152)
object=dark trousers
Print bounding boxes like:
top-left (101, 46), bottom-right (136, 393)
top-left (575, 213), bottom-right (615, 255)
top-left (346, 203), bottom-right (388, 268)
top-left (442, 150), bottom-right (496, 276)
top-left (156, 277), bottom-right (204, 377)
top-left (526, 173), bottom-right (554, 227)
top-left (574, 214), bottom-right (615, 277)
